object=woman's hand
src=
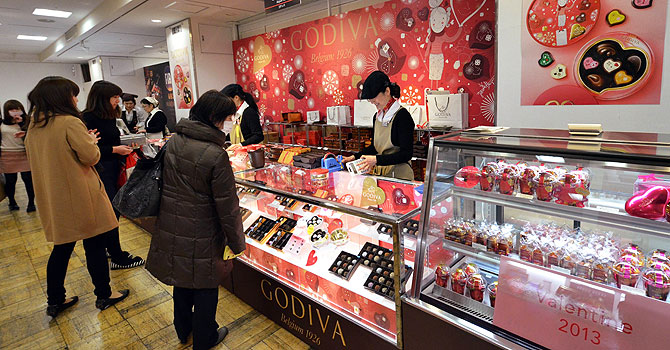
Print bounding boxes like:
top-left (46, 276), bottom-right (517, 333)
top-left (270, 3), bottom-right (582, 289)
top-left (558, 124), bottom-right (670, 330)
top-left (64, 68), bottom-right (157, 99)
top-left (359, 155), bottom-right (377, 173)
top-left (137, 129), bottom-right (146, 134)
top-left (342, 155), bottom-right (355, 164)
top-left (227, 144), bottom-right (243, 151)
top-left (13, 131), bottom-right (26, 138)
top-left (113, 145), bottom-right (134, 155)
top-left (88, 129), bottom-right (101, 144)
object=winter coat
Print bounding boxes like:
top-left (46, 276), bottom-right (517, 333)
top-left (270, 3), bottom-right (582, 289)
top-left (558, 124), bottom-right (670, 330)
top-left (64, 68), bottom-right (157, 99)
top-left (24, 115), bottom-right (118, 244)
top-left (146, 119), bottom-right (246, 289)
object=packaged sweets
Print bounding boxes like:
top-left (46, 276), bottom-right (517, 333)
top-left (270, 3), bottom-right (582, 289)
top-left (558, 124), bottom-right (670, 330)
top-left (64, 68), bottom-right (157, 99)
top-left (534, 170), bottom-right (559, 202)
top-left (463, 263), bottom-right (479, 277)
top-left (554, 169), bottom-right (591, 207)
top-left (466, 274), bottom-right (487, 302)
top-left (488, 281), bottom-right (498, 307)
top-left (496, 225), bottom-right (515, 256)
top-left (435, 264), bottom-right (449, 288)
top-left (480, 162), bottom-right (500, 192)
top-left (647, 249), bottom-right (669, 267)
top-left (612, 261), bottom-right (641, 288)
top-left (518, 166), bottom-right (539, 195)
top-left (451, 269), bottom-right (468, 294)
top-left (454, 166), bottom-right (481, 188)
top-left (642, 269), bottom-right (670, 300)
top-left (497, 164), bottom-right (519, 195)
top-left (592, 256), bottom-right (615, 284)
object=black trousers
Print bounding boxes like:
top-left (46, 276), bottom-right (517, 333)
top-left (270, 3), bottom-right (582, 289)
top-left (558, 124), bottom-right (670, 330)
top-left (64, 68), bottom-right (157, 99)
top-left (46, 231), bottom-right (112, 305)
top-left (4, 172), bottom-right (34, 205)
top-left (98, 159), bottom-right (124, 259)
top-left (173, 287), bottom-right (219, 350)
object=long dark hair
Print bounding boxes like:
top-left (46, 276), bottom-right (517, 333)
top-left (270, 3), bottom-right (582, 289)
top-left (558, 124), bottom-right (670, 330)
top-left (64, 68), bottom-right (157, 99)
top-left (189, 90), bottom-right (236, 129)
top-left (84, 80), bottom-right (122, 120)
top-left (3, 100), bottom-right (27, 127)
top-left (221, 84), bottom-right (259, 112)
top-left (28, 76), bottom-right (81, 127)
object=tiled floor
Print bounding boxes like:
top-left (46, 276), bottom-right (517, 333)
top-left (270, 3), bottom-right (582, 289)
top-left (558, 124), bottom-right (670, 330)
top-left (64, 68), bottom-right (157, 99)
top-left (0, 182), bottom-right (310, 350)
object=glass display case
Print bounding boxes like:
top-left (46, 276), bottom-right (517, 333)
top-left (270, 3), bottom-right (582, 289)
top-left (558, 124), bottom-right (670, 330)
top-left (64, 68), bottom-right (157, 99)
top-left (405, 129), bottom-right (670, 350)
top-left (232, 164), bottom-right (421, 349)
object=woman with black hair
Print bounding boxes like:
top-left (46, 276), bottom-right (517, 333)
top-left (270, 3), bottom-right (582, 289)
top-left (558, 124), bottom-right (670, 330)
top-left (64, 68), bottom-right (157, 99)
top-left (220, 83), bottom-right (263, 150)
top-left (138, 97), bottom-right (168, 139)
top-left (25, 76), bottom-right (129, 317)
top-left (0, 100), bottom-right (35, 211)
top-left (83, 80), bottom-right (145, 270)
top-left (121, 94), bottom-right (145, 132)
top-left (147, 90), bottom-right (245, 350)
top-left (343, 71), bottom-right (415, 180)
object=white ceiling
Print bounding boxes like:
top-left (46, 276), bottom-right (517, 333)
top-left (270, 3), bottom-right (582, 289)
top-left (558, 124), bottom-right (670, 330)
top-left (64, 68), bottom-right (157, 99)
top-left (0, 0), bottom-right (266, 62)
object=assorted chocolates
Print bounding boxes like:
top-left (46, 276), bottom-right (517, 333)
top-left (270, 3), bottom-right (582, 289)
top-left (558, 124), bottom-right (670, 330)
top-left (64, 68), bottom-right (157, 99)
top-left (364, 262), bottom-right (396, 300)
top-left (401, 219), bottom-right (420, 236)
top-left (377, 224), bottom-right (393, 236)
top-left (244, 216), bottom-right (277, 242)
top-left (266, 229), bottom-right (294, 251)
top-left (577, 39), bottom-right (648, 94)
top-left (455, 161), bottom-right (591, 207)
top-left (444, 218), bottom-right (516, 256)
top-left (358, 242), bottom-right (393, 268)
top-left (276, 216), bottom-right (297, 232)
top-left (328, 252), bottom-right (360, 280)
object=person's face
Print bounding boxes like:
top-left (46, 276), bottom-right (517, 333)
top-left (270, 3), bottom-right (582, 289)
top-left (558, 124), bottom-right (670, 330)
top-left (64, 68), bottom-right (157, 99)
top-left (367, 87), bottom-right (392, 111)
top-left (142, 103), bottom-right (153, 113)
top-left (215, 115), bottom-right (234, 129)
top-left (124, 101), bottom-right (135, 111)
top-left (73, 95), bottom-right (79, 106)
top-left (110, 95), bottom-right (120, 109)
top-left (232, 95), bottom-right (243, 108)
top-left (8, 109), bottom-right (23, 123)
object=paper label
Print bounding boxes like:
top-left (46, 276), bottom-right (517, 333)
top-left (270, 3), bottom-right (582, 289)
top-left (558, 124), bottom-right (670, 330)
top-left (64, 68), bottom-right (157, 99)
top-left (550, 265), bottom-right (571, 275)
top-left (472, 243), bottom-right (487, 252)
top-left (494, 257), bottom-right (670, 349)
top-left (620, 285), bottom-right (646, 297)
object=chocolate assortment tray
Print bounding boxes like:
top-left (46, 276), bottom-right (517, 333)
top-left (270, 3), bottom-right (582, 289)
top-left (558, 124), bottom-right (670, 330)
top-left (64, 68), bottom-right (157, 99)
top-left (577, 39), bottom-right (648, 93)
top-left (358, 242), bottom-right (393, 268)
top-left (284, 235), bottom-right (305, 255)
top-left (401, 219), bottom-right (420, 236)
top-left (274, 195), bottom-right (297, 209)
top-left (364, 263), bottom-right (395, 300)
top-left (244, 216), bottom-right (277, 242)
top-left (238, 187), bottom-right (261, 196)
top-left (266, 229), bottom-right (294, 251)
top-left (328, 251), bottom-right (360, 280)
top-left (276, 216), bottom-right (297, 232)
top-left (377, 224), bottom-right (393, 236)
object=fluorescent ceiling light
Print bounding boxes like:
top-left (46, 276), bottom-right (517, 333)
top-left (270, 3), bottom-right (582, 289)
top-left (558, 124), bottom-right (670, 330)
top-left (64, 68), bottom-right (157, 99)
top-left (151, 19), bottom-right (162, 23)
top-left (33, 8), bottom-right (72, 18)
top-left (17, 35), bottom-right (47, 41)
top-left (77, 56), bottom-right (84, 59)
top-left (144, 45), bottom-right (153, 48)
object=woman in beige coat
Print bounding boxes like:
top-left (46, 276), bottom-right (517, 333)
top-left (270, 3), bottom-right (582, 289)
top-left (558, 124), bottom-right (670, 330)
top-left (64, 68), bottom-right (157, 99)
top-left (25, 76), bottom-right (130, 317)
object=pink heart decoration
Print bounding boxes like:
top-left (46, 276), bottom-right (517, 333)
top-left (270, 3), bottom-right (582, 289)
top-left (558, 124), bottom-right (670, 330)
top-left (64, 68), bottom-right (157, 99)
top-left (307, 250), bottom-right (318, 266)
top-left (450, 0), bottom-right (488, 28)
top-left (583, 57), bottom-right (599, 70)
top-left (625, 186), bottom-right (670, 220)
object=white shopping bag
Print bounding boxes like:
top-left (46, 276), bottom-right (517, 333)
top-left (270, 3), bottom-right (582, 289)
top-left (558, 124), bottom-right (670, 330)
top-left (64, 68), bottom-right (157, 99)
top-left (401, 104), bottom-right (426, 127)
top-left (353, 99), bottom-right (377, 127)
top-left (425, 90), bottom-right (468, 129)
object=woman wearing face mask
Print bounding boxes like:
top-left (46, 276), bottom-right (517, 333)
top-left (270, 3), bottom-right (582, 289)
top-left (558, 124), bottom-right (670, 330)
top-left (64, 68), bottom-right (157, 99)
top-left (83, 80), bottom-right (145, 270)
top-left (138, 97), bottom-right (168, 139)
top-left (342, 71), bottom-right (415, 180)
top-left (220, 84), bottom-right (263, 150)
top-left (0, 100), bottom-right (35, 212)
top-left (146, 90), bottom-right (245, 350)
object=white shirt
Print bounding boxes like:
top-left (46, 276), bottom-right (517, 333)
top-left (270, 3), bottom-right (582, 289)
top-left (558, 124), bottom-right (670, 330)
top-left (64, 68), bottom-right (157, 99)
top-left (122, 106), bottom-right (146, 125)
top-left (376, 100), bottom-right (402, 126)
top-left (0, 124), bottom-right (25, 151)
top-left (145, 108), bottom-right (164, 140)
top-left (234, 101), bottom-right (249, 125)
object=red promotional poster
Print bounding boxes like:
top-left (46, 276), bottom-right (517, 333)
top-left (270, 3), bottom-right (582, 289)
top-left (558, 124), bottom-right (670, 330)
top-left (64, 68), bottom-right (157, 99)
top-left (376, 179), bottom-right (420, 214)
top-left (232, 0), bottom-right (496, 127)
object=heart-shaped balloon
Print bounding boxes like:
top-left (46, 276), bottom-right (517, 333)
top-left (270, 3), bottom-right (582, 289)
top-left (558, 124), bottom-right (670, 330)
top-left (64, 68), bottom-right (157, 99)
top-left (625, 186), bottom-right (670, 220)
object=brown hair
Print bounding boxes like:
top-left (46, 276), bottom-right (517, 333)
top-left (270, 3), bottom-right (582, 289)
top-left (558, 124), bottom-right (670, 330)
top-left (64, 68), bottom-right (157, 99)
top-left (84, 80), bottom-right (122, 120)
top-left (2, 99), bottom-right (27, 126)
top-left (28, 76), bottom-right (81, 127)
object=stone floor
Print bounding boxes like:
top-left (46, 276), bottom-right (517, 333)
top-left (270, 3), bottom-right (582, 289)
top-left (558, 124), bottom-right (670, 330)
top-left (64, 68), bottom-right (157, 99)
top-left (0, 181), bottom-right (310, 350)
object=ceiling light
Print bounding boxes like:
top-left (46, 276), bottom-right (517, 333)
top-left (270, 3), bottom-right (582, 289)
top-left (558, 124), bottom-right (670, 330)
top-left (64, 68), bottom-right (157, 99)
top-left (144, 45), bottom-right (153, 48)
top-left (33, 8), bottom-right (72, 18)
top-left (151, 19), bottom-right (162, 23)
top-left (17, 35), bottom-right (47, 41)
top-left (77, 56), bottom-right (84, 59)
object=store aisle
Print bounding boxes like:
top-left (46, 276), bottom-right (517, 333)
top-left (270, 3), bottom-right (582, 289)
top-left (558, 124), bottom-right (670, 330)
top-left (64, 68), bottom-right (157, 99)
top-left (0, 183), bottom-right (311, 350)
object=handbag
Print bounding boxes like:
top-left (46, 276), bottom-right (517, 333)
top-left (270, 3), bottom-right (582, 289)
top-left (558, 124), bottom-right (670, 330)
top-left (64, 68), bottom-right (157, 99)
top-left (112, 142), bottom-right (168, 218)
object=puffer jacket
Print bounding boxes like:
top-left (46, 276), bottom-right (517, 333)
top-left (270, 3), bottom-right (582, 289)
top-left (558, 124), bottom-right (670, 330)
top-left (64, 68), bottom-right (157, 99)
top-left (146, 119), bottom-right (246, 289)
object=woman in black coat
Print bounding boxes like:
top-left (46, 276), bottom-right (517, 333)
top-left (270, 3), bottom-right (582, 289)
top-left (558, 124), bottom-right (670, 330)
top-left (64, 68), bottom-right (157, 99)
top-left (146, 90), bottom-right (245, 350)
top-left (82, 80), bottom-right (146, 270)
top-left (221, 84), bottom-right (263, 150)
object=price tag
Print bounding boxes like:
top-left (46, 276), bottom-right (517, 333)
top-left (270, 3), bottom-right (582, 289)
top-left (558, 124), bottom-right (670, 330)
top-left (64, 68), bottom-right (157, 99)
top-left (594, 206), bottom-right (622, 214)
top-left (550, 265), bottom-right (571, 275)
top-left (620, 285), bottom-right (646, 296)
top-left (472, 243), bottom-right (487, 252)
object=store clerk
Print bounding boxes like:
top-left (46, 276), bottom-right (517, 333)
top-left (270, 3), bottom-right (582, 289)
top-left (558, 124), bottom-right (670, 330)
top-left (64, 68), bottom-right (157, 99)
top-left (343, 71), bottom-right (415, 181)
top-left (221, 84), bottom-right (264, 151)
top-left (138, 97), bottom-right (168, 140)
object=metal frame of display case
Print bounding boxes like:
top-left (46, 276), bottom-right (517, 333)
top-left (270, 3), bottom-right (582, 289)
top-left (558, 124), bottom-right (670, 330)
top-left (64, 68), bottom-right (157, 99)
top-left (234, 167), bottom-right (422, 348)
top-left (404, 129), bottom-right (670, 349)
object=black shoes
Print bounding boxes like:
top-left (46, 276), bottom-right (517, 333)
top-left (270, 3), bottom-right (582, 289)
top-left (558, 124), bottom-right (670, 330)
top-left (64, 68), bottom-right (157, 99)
top-left (8, 203), bottom-right (19, 211)
top-left (26, 204), bottom-right (36, 212)
top-left (95, 289), bottom-right (130, 310)
top-left (213, 327), bottom-right (229, 347)
top-left (109, 252), bottom-right (145, 270)
top-left (46, 296), bottom-right (79, 317)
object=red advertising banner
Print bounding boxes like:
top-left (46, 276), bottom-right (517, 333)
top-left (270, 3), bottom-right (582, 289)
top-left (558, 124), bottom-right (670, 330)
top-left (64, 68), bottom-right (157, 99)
top-left (494, 256), bottom-right (670, 349)
top-left (232, 0), bottom-right (496, 127)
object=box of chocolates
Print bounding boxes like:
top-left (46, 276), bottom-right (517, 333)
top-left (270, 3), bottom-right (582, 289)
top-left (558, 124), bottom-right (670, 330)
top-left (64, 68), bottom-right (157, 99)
top-left (266, 229), bottom-right (294, 251)
top-left (244, 216), bottom-right (277, 242)
top-left (364, 264), bottom-right (395, 300)
top-left (328, 252), bottom-right (360, 280)
top-left (358, 242), bottom-right (393, 268)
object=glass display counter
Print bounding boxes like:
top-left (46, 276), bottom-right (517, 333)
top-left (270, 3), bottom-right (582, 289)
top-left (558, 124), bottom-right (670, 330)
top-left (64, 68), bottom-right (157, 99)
top-left (232, 164), bottom-right (421, 349)
top-left (404, 129), bottom-right (670, 350)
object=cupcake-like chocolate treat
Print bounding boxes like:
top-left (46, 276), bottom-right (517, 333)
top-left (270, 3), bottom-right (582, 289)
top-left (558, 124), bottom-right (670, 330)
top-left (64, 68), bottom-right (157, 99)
top-left (466, 274), bottom-right (487, 302)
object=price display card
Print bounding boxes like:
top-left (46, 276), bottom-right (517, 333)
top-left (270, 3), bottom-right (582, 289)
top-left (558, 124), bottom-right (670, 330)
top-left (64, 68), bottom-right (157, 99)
top-left (493, 256), bottom-right (670, 349)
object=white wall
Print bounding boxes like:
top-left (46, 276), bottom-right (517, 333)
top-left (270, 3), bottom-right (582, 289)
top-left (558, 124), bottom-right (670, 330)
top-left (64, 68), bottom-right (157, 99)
top-left (0, 60), bottom-right (86, 111)
top-left (496, 1), bottom-right (670, 133)
top-left (190, 17), bottom-right (235, 95)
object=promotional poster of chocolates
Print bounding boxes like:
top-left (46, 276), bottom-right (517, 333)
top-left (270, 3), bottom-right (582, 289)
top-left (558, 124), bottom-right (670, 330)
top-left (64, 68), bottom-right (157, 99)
top-left (232, 0), bottom-right (496, 127)
top-left (143, 61), bottom-right (177, 131)
top-left (521, 0), bottom-right (668, 105)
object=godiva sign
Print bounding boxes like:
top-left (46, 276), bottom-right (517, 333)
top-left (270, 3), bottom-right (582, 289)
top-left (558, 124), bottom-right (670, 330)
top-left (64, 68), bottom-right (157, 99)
top-left (232, 260), bottom-right (396, 350)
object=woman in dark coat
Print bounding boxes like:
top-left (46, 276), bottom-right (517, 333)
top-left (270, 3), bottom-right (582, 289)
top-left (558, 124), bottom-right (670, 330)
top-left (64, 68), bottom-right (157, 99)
top-left (146, 90), bottom-right (246, 350)
top-left (220, 84), bottom-right (263, 150)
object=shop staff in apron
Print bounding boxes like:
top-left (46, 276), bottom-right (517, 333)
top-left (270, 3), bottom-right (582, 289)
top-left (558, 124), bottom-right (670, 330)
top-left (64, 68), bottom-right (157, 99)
top-left (121, 94), bottom-right (145, 133)
top-left (221, 84), bottom-right (263, 151)
top-left (343, 71), bottom-right (415, 181)
top-left (138, 97), bottom-right (168, 140)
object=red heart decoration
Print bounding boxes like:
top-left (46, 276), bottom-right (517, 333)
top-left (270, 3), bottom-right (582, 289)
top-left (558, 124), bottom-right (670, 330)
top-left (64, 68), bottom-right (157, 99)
top-left (307, 250), bottom-right (318, 266)
top-left (455, 166), bottom-right (480, 188)
top-left (625, 186), bottom-right (670, 220)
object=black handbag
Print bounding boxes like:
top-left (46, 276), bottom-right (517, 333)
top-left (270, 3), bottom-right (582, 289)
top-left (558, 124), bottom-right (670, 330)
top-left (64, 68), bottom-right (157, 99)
top-left (112, 143), bottom-right (167, 218)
